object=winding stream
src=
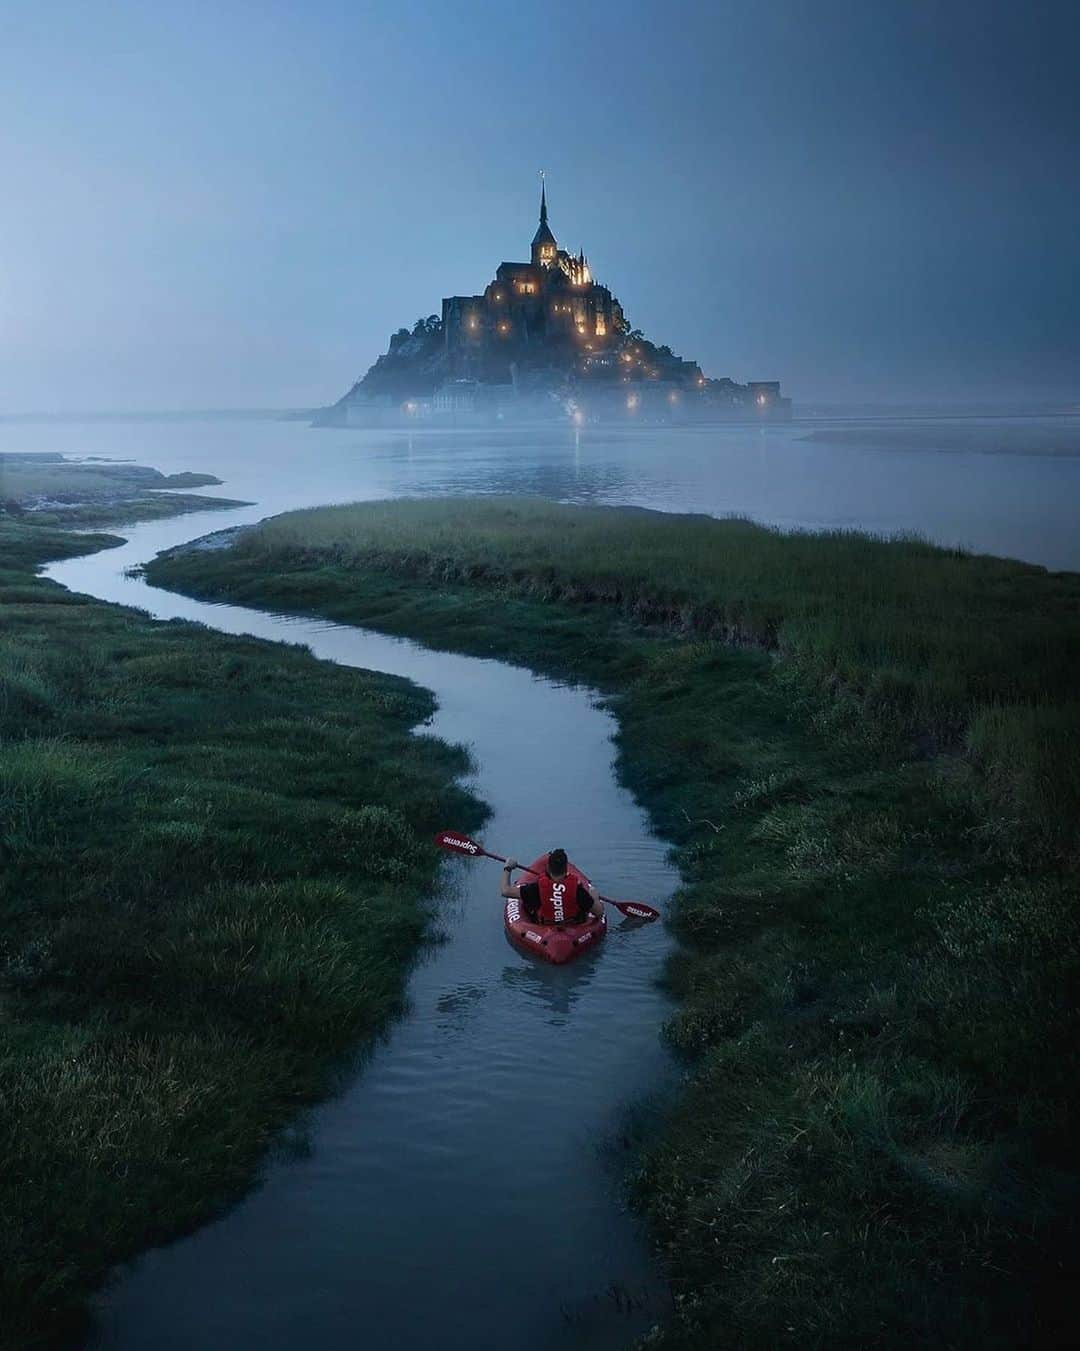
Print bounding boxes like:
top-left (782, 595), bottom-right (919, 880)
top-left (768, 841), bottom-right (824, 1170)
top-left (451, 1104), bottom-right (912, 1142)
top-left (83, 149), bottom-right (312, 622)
top-left (27, 410), bottom-right (1080, 1345)
top-left (45, 506), bottom-right (680, 1350)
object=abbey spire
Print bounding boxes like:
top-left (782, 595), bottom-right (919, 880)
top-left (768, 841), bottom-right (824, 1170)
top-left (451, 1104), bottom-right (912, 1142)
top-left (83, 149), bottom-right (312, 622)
top-left (531, 172), bottom-right (557, 267)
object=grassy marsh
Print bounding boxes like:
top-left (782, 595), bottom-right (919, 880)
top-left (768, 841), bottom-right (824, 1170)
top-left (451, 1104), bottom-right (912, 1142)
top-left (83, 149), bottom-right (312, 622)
top-left (0, 516), bottom-right (483, 1347)
top-left (149, 496), bottom-right (1080, 1348)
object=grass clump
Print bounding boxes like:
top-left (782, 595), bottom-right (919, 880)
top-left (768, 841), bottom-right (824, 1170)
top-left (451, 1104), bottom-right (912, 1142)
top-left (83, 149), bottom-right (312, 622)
top-left (148, 496), bottom-right (1080, 1347)
top-left (0, 517), bottom-right (484, 1348)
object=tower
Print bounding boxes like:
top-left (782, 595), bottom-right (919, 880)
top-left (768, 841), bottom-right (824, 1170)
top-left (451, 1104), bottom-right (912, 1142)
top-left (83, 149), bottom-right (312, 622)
top-left (531, 173), bottom-right (557, 268)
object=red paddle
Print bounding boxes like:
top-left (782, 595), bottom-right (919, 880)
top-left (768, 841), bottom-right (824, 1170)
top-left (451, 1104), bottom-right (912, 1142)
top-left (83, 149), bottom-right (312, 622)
top-left (434, 831), bottom-right (661, 922)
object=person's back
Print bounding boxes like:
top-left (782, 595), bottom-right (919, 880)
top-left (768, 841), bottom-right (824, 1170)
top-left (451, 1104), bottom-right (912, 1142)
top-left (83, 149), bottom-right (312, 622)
top-left (499, 848), bottom-right (603, 925)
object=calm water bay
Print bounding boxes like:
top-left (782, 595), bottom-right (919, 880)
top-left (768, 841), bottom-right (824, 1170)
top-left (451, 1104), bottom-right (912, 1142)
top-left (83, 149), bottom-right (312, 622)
top-left (3, 412), bottom-right (1079, 570)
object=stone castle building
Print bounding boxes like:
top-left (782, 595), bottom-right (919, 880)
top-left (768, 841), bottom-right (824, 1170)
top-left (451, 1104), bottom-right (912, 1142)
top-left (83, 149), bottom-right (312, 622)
top-left (441, 181), bottom-right (628, 383)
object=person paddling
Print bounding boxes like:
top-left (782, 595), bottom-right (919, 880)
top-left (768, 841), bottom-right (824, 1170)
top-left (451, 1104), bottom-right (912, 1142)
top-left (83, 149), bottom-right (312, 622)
top-left (500, 848), bottom-right (603, 925)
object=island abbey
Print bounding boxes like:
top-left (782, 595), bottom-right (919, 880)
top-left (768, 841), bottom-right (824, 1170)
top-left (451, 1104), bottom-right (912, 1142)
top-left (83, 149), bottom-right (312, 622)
top-left (324, 181), bottom-right (789, 425)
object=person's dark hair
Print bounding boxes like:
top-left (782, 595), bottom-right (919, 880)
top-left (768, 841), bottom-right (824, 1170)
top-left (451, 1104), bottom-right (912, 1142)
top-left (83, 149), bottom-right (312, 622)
top-left (547, 848), bottom-right (568, 877)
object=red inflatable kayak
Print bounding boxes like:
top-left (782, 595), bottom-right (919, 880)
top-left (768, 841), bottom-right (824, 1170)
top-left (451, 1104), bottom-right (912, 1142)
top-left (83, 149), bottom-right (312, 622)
top-left (504, 854), bottom-right (607, 965)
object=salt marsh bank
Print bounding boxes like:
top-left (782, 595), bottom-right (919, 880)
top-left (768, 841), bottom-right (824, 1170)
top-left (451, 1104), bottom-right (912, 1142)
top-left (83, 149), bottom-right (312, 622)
top-left (147, 495), bottom-right (1078, 1349)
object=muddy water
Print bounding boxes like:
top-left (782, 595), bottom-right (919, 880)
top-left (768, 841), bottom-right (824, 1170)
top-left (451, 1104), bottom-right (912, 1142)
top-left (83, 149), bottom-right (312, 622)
top-left (45, 516), bottom-right (680, 1350)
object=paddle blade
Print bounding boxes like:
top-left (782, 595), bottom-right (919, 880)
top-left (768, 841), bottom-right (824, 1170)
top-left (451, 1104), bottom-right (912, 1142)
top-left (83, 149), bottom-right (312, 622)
top-left (607, 898), bottom-right (661, 922)
top-left (434, 830), bottom-right (486, 858)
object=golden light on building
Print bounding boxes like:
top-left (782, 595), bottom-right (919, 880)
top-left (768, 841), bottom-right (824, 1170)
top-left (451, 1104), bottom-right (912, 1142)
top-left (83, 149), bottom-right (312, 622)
top-left (595, 321), bottom-right (607, 336)
top-left (498, 321), bottom-right (510, 334)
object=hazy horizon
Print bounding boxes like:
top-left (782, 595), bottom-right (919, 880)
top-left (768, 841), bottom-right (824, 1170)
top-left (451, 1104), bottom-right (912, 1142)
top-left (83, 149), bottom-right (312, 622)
top-left (3, 0), bottom-right (1078, 414)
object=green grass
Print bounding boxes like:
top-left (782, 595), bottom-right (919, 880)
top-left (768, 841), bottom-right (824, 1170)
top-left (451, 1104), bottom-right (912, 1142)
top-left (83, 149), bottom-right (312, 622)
top-left (148, 497), bottom-right (1080, 1348)
top-left (0, 518), bottom-right (485, 1348)
top-left (203, 497), bottom-right (1080, 863)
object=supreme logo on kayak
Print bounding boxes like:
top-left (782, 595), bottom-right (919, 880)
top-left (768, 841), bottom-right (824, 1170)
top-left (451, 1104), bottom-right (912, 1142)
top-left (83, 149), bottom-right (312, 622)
top-left (525, 930), bottom-right (543, 944)
top-left (551, 880), bottom-right (566, 922)
top-left (506, 901), bottom-right (520, 922)
top-left (623, 904), bottom-right (654, 919)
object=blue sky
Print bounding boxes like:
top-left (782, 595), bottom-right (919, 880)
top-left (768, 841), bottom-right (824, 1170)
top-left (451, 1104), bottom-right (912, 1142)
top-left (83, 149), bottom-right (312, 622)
top-left (2, 0), bottom-right (1077, 410)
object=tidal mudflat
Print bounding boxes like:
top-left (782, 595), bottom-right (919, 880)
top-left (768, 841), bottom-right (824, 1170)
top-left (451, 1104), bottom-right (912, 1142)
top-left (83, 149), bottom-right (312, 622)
top-left (0, 451), bottom-right (248, 527)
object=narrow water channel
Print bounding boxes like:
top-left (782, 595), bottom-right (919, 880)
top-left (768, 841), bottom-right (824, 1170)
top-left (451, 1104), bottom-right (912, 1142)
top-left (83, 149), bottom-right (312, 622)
top-left (46, 507), bottom-right (680, 1350)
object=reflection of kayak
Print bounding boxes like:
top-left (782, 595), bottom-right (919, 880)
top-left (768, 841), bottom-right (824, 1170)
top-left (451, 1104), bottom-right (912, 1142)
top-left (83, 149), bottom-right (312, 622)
top-left (504, 855), bottom-right (607, 965)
